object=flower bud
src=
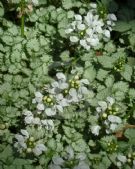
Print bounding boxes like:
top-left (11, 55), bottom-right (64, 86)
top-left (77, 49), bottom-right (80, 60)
top-left (0, 124), bottom-right (6, 130)
top-left (102, 113), bottom-right (107, 118)
top-left (29, 137), bottom-right (34, 142)
top-left (47, 98), bottom-right (52, 103)
top-left (74, 75), bottom-right (79, 80)
top-left (26, 148), bottom-right (32, 153)
top-left (127, 158), bottom-right (131, 163)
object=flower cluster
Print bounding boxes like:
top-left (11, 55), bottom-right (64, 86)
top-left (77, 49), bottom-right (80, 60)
top-left (32, 72), bottom-right (89, 116)
top-left (126, 153), bottom-right (135, 167)
top-left (23, 110), bottom-right (54, 130)
top-left (113, 57), bottom-right (125, 72)
top-left (65, 3), bottom-right (117, 50)
top-left (116, 152), bottom-right (135, 168)
top-left (14, 72), bottom-right (89, 156)
top-left (116, 154), bottom-right (127, 167)
top-left (91, 97), bottom-right (122, 135)
top-left (14, 129), bottom-right (47, 156)
top-left (48, 146), bottom-right (90, 169)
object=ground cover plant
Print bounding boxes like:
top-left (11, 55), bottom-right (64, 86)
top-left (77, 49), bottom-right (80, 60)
top-left (0, 0), bottom-right (135, 169)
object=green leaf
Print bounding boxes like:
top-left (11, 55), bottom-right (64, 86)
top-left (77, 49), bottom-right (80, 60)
top-left (114, 91), bottom-right (125, 101)
top-left (83, 66), bottom-right (96, 82)
top-left (104, 41), bottom-right (116, 53)
top-left (26, 38), bottom-right (40, 52)
top-left (127, 57), bottom-right (135, 67)
top-left (11, 50), bottom-right (21, 63)
top-left (0, 145), bottom-right (13, 162)
top-left (29, 13), bottom-right (38, 22)
top-left (8, 26), bottom-right (18, 36)
top-left (0, 43), bottom-right (5, 52)
top-left (47, 138), bottom-right (57, 150)
top-left (62, 0), bottom-right (73, 9)
top-left (38, 0), bottom-right (47, 5)
top-left (105, 75), bottom-right (114, 87)
top-left (0, 3), bottom-right (4, 17)
top-left (124, 128), bottom-right (135, 144)
top-left (72, 139), bottom-right (87, 152)
top-left (96, 88), bottom-right (111, 100)
top-left (98, 55), bottom-right (116, 68)
top-left (113, 21), bottom-right (131, 32)
top-left (128, 33), bottom-right (135, 52)
top-left (129, 20), bottom-right (135, 32)
top-left (96, 69), bottom-right (109, 81)
top-left (121, 64), bottom-right (133, 81)
top-left (67, 10), bottom-right (74, 18)
top-left (2, 35), bottom-right (13, 46)
top-left (112, 81), bottom-right (129, 93)
top-left (129, 88), bottom-right (135, 99)
top-left (13, 158), bottom-right (32, 166)
top-left (46, 24), bottom-right (56, 35)
top-left (100, 155), bottom-right (111, 169)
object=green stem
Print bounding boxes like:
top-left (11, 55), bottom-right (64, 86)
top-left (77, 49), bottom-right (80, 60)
top-left (65, 56), bottom-right (81, 75)
top-left (21, 0), bottom-right (25, 37)
top-left (21, 14), bottom-right (25, 37)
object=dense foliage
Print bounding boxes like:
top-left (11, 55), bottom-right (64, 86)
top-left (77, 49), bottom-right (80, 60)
top-left (0, 0), bottom-right (135, 169)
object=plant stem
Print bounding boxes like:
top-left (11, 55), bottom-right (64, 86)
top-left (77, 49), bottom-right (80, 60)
top-left (21, 0), bottom-right (25, 37)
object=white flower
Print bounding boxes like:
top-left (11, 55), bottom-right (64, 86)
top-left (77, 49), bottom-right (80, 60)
top-left (33, 92), bottom-right (43, 103)
top-left (107, 97), bottom-right (115, 106)
top-left (21, 129), bottom-right (29, 138)
top-left (23, 110), bottom-right (34, 124)
top-left (90, 3), bottom-right (97, 8)
top-left (74, 14), bottom-right (82, 21)
top-left (15, 134), bottom-right (24, 142)
top-left (77, 24), bottom-right (85, 30)
top-left (56, 73), bottom-right (66, 81)
top-left (104, 30), bottom-right (110, 38)
top-left (86, 28), bottom-right (93, 36)
top-left (41, 119), bottom-right (54, 130)
top-left (24, 115), bottom-right (34, 124)
top-left (14, 130), bottom-right (29, 152)
top-left (80, 39), bottom-right (90, 50)
top-left (37, 103), bottom-right (45, 111)
top-left (32, 0), bottom-right (39, 5)
top-left (65, 28), bottom-right (74, 34)
top-left (51, 81), bottom-right (68, 91)
top-left (23, 110), bottom-right (33, 116)
top-left (110, 123), bottom-right (118, 131)
top-left (117, 154), bottom-right (127, 163)
top-left (52, 156), bottom-right (64, 165)
top-left (70, 36), bottom-right (79, 43)
top-left (89, 38), bottom-right (99, 47)
top-left (65, 4), bottom-right (116, 50)
top-left (95, 26), bottom-right (103, 33)
top-left (78, 86), bottom-right (88, 95)
top-left (56, 94), bottom-right (69, 107)
top-left (73, 161), bottom-right (90, 169)
top-left (14, 130), bottom-right (47, 156)
top-left (69, 88), bottom-right (80, 103)
top-left (33, 144), bottom-right (47, 156)
top-left (45, 107), bottom-right (56, 116)
top-left (97, 101), bottom-right (108, 112)
top-left (108, 115), bottom-right (122, 124)
top-left (33, 117), bottom-right (41, 125)
top-left (91, 125), bottom-right (101, 136)
top-left (108, 14), bottom-right (117, 21)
